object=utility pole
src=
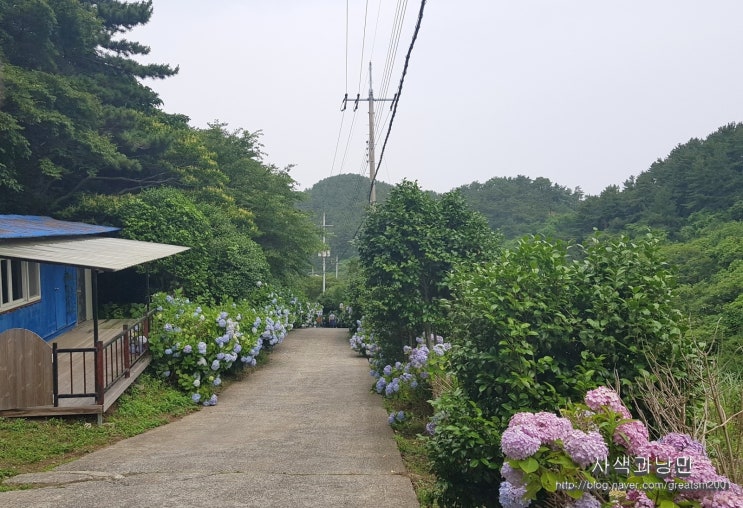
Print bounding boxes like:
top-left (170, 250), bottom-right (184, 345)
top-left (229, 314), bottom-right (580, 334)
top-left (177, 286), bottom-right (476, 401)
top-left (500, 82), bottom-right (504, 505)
top-left (341, 62), bottom-right (396, 204)
top-left (318, 212), bottom-right (333, 293)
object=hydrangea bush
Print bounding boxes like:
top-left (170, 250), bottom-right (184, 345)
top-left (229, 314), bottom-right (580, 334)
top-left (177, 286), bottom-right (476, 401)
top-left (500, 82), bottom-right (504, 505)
top-left (349, 319), bottom-right (378, 359)
top-left (369, 334), bottom-right (451, 405)
top-left (149, 289), bottom-right (304, 405)
top-left (499, 387), bottom-right (743, 508)
top-left (350, 324), bottom-right (452, 428)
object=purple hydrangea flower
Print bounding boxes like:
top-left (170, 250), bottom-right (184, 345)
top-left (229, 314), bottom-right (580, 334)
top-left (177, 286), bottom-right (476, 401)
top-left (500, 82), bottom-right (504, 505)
top-left (164, 348), bottom-right (173, 355)
top-left (584, 386), bottom-right (632, 419)
top-left (191, 393), bottom-right (201, 403)
top-left (509, 412), bottom-right (573, 444)
top-left (563, 429), bottom-right (608, 468)
top-left (500, 463), bottom-right (525, 486)
top-left (568, 493), bottom-right (601, 508)
top-left (197, 341), bottom-right (207, 354)
top-left (183, 344), bottom-right (192, 354)
top-left (658, 432), bottom-right (706, 456)
top-left (501, 425), bottom-right (542, 460)
top-left (211, 359), bottom-right (220, 371)
top-left (568, 492), bottom-right (601, 508)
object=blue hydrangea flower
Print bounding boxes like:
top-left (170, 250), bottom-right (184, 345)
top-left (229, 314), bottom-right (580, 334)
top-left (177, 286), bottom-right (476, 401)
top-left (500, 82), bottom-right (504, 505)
top-left (499, 482), bottom-right (531, 508)
top-left (197, 341), bottom-right (207, 354)
top-left (183, 344), bottom-right (192, 354)
top-left (211, 359), bottom-right (220, 371)
top-left (191, 393), bottom-right (201, 403)
top-left (164, 348), bottom-right (173, 355)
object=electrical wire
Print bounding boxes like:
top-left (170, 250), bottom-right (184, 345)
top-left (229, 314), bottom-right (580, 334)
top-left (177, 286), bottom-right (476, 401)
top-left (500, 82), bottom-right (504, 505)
top-left (369, 0), bottom-right (427, 202)
top-left (356, 0), bottom-right (370, 97)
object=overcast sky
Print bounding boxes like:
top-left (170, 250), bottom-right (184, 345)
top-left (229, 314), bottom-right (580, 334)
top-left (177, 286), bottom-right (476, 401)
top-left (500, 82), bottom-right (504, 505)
top-left (130, 1), bottom-right (743, 196)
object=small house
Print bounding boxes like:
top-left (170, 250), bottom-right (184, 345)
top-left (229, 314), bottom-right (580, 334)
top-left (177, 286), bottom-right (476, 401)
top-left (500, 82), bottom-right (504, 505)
top-left (0, 215), bottom-right (188, 419)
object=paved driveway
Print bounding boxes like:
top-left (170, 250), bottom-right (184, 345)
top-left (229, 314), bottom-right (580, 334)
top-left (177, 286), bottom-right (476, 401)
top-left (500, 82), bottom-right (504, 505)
top-left (1, 327), bottom-right (419, 507)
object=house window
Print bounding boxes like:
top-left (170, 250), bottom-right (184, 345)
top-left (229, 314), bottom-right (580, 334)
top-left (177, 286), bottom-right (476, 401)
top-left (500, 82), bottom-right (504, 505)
top-left (0, 258), bottom-right (41, 312)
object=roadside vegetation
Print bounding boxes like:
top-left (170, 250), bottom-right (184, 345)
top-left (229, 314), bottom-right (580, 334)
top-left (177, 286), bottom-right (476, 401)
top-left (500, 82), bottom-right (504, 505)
top-left (0, 374), bottom-right (194, 491)
top-left (349, 181), bottom-right (743, 507)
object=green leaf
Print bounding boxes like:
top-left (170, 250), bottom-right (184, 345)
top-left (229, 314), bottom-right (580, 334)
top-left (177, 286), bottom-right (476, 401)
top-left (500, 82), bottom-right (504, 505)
top-left (519, 457), bottom-right (540, 473)
top-left (540, 470), bottom-right (559, 492)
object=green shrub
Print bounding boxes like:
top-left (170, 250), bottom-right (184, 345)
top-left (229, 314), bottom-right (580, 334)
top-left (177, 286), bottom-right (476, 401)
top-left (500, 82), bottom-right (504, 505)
top-left (429, 231), bottom-right (689, 506)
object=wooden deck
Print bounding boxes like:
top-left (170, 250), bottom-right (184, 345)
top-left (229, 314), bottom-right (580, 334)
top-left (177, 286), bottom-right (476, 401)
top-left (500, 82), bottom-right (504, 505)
top-left (0, 316), bottom-right (153, 419)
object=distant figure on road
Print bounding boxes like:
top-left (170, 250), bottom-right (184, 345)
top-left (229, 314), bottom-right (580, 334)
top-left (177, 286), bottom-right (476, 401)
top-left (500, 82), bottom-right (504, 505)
top-left (328, 312), bottom-right (336, 328)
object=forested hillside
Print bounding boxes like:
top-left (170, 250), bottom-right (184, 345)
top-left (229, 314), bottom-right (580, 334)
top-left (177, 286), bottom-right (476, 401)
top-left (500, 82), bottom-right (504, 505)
top-left (562, 123), bottom-right (743, 238)
top-left (454, 175), bottom-right (582, 239)
top-left (299, 174), bottom-right (393, 268)
top-left (0, 0), bottom-right (321, 297)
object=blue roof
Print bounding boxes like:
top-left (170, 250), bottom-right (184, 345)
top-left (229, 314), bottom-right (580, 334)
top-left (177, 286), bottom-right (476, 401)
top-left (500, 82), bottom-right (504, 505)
top-left (0, 215), bottom-right (120, 239)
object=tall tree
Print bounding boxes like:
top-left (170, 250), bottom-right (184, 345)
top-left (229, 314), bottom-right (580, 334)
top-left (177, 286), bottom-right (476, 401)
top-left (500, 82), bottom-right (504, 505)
top-left (355, 180), bottom-right (500, 360)
top-left (197, 123), bottom-right (322, 286)
top-left (0, 0), bottom-right (177, 213)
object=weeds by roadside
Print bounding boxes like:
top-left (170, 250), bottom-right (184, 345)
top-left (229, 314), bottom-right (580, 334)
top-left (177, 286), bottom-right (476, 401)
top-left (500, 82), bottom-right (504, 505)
top-left (0, 373), bottom-right (196, 491)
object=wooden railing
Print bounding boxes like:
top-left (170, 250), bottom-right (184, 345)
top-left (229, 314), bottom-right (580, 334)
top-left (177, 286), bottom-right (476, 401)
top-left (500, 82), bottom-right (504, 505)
top-left (52, 310), bottom-right (154, 407)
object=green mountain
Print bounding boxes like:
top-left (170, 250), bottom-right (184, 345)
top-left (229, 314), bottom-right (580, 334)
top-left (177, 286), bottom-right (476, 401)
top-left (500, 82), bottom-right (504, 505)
top-left (298, 174), bottom-right (394, 271)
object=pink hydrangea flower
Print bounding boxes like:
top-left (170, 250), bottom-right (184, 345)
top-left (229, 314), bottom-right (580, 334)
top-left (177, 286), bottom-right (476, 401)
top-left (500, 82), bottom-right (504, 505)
top-left (627, 489), bottom-right (654, 508)
top-left (584, 386), bottom-right (632, 419)
top-left (509, 411), bottom-right (573, 444)
top-left (700, 490), bottom-right (743, 508)
top-left (613, 420), bottom-right (649, 454)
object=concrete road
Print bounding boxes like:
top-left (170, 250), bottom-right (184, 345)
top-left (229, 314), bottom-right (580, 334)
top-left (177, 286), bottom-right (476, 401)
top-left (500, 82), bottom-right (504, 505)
top-left (1, 327), bottom-right (419, 507)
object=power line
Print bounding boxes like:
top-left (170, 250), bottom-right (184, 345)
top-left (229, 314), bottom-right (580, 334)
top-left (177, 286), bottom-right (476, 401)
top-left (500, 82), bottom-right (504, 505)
top-left (356, 0), bottom-right (370, 97)
top-left (369, 0), bottom-right (427, 202)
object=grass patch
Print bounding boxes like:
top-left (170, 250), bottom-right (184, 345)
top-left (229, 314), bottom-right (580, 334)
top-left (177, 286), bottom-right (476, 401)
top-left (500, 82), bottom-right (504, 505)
top-left (384, 396), bottom-right (440, 506)
top-left (0, 372), bottom-right (196, 491)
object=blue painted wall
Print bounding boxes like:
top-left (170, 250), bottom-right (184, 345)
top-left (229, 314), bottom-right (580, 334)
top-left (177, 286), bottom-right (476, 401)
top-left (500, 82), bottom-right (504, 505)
top-left (0, 263), bottom-right (78, 341)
